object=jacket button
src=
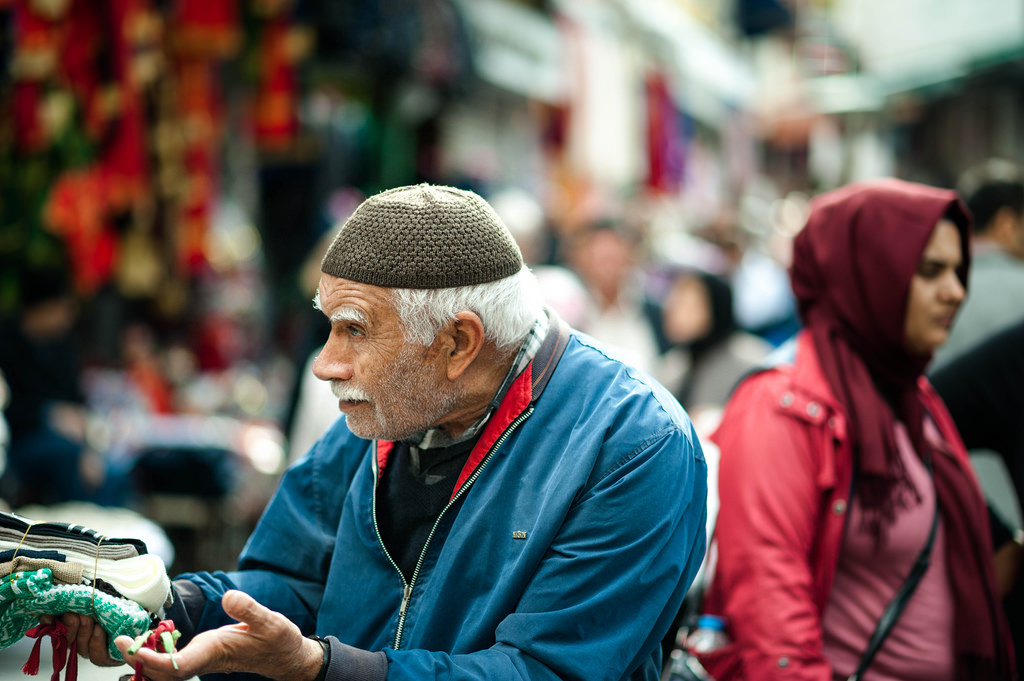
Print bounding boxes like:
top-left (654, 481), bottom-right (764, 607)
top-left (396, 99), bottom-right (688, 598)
top-left (806, 402), bottom-right (820, 417)
top-left (778, 656), bottom-right (790, 668)
top-left (832, 500), bottom-right (847, 514)
top-left (780, 393), bottom-right (794, 407)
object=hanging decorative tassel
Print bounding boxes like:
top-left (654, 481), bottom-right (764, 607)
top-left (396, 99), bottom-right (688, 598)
top-left (22, 621), bottom-right (79, 681)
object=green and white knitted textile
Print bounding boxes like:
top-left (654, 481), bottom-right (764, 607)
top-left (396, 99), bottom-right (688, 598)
top-left (0, 568), bottom-right (153, 660)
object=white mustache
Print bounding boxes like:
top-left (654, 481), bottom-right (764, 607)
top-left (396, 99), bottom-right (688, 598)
top-left (331, 381), bottom-right (371, 402)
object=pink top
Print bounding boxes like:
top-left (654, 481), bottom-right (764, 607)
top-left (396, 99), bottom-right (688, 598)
top-left (822, 420), bottom-right (955, 681)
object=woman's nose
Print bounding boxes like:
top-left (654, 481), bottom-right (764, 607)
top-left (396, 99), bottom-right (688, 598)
top-left (942, 271), bottom-right (966, 305)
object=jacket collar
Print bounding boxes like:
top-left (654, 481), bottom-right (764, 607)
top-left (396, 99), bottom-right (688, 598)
top-left (376, 309), bottom-right (573, 497)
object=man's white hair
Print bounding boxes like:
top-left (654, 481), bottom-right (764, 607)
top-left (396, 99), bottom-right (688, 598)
top-left (391, 266), bottom-right (544, 353)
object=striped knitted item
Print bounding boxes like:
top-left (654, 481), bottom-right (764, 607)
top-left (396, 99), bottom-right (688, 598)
top-left (0, 569), bottom-right (153, 660)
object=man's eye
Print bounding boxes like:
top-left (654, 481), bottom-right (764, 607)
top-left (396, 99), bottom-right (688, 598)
top-left (349, 326), bottom-right (364, 337)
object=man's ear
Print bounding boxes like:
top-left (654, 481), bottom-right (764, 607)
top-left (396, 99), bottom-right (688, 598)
top-left (441, 311), bottom-right (486, 381)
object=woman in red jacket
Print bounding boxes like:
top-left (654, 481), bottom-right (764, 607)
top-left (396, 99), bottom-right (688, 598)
top-left (699, 179), bottom-right (1014, 681)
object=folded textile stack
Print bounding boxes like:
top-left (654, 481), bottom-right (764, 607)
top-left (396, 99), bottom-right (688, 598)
top-left (0, 511), bottom-right (171, 661)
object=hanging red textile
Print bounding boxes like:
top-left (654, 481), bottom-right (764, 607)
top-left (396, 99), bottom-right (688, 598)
top-left (253, 12), bottom-right (299, 150)
top-left (168, 0), bottom-right (240, 59)
top-left (173, 56), bottom-right (220, 272)
top-left (22, 620), bottom-right (79, 681)
top-left (10, 0), bottom-right (69, 153)
top-left (59, 0), bottom-right (108, 140)
top-left (644, 69), bottom-right (685, 194)
top-left (100, 0), bottom-right (152, 211)
top-left (44, 167), bottom-right (118, 295)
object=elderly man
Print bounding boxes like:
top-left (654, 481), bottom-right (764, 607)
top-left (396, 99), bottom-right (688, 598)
top-left (69, 184), bottom-right (708, 681)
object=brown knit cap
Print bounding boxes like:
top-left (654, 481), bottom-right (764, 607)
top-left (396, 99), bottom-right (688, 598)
top-left (320, 184), bottom-right (524, 289)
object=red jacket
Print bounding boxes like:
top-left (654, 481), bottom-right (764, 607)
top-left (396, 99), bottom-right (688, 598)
top-left (700, 332), bottom-right (987, 681)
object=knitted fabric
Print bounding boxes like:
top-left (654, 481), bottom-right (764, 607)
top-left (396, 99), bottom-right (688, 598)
top-left (0, 532), bottom-right (142, 561)
top-left (320, 184), bottom-right (524, 289)
top-left (0, 569), bottom-right (153, 660)
top-left (0, 556), bottom-right (83, 585)
top-left (0, 513), bottom-right (147, 556)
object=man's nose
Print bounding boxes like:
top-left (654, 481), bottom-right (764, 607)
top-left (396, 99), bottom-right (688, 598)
top-left (312, 338), bottom-right (354, 382)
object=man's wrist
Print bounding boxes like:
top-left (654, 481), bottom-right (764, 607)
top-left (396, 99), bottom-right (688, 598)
top-left (306, 636), bottom-right (331, 681)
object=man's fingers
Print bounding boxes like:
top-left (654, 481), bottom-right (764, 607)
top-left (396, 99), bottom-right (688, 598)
top-left (87, 618), bottom-right (119, 666)
top-left (117, 632), bottom-right (210, 680)
top-left (57, 613), bottom-right (117, 666)
top-left (61, 613), bottom-right (94, 655)
top-left (221, 590), bottom-right (269, 630)
top-left (114, 635), bottom-right (134, 657)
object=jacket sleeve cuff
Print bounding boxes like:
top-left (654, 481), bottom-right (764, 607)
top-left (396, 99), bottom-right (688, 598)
top-left (324, 637), bottom-right (388, 681)
top-left (162, 579), bottom-right (207, 646)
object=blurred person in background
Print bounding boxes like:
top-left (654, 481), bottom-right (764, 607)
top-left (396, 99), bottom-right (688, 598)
top-left (0, 263), bottom-right (119, 507)
top-left (285, 188), bottom-right (366, 463)
top-left (566, 220), bottom-right (661, 373)
top-left (931, 158), bottom-right (1024, 369)
top-left (120, 321), bottom-right (176, 415)
top-left (931, 317), bottom-right (1024, 668)
top-left (65, 184), bottom-right (707, 681)
top-left (651, 267), bottom-right (769, 666)
top-left (654, 268), bottom-right (771, 418)
top-left (490, 186), bottom-right (590, 330)
top-left (695, 179), bottom-right (1014, 681)
top-left (699, 209), bottom-right (799, 347)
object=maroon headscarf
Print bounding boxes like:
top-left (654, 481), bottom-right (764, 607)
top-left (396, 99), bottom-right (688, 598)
top-left (791, 178), bottom-right (1013, 680)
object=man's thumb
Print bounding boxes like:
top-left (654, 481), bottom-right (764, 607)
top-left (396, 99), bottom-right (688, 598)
top-left (221, 590), bottom-right (266, 628)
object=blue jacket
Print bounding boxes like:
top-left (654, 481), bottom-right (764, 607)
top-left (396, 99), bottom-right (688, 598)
top-left (180, 317), bottom-right (707, 681)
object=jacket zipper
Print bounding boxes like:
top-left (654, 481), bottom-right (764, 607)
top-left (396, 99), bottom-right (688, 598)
top-left (372, 407), bottom-right (534, 650)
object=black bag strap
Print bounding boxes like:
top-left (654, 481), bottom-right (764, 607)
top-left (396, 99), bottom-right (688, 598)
top-left (847, 457), bottom-right (938, 681)
top-left (529, 308), bottom-right (571, 402)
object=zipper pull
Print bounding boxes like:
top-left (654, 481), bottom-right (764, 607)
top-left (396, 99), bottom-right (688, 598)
top-left (399, 585), bottom-right (413, 617)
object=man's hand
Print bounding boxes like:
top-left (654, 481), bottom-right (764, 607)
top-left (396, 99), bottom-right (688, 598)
top-left (114, 590), bottom-right (324, 681)
top-left (46, 613), bottom-right (120, 667)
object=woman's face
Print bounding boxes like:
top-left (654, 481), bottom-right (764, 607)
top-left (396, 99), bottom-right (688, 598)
top-left (904, 219), bottom-right (966, 355)
top-left (663, 275), bottom-right (712, 345)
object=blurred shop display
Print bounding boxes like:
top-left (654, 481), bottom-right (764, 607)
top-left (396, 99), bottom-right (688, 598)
top-left (84, 394), bottom-right (287, 573)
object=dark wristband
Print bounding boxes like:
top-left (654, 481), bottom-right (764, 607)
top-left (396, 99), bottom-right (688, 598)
top-left (307, 636), bottom-right (331, 681)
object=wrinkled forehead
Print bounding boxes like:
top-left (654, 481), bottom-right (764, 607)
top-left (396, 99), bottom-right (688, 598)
top-left (314, 274), bottom-right (400, 325)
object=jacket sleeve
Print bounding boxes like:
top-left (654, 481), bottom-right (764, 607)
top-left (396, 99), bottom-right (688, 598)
top-left (384, 424), bottom-right (708, 681)
top-left (709, 374), bottom-right (833, 681)
top-left (173, 433), bottom-right (352, 638)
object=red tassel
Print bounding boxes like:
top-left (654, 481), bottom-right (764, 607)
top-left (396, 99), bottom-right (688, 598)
top-left (21, 635), bottom-right (43, 675)
top-left (65, 642), bottom-right (78, 681)
top-left (48, 629), bottom-right (68, 681)
top-left (22, 621), bottom-right (74, 681)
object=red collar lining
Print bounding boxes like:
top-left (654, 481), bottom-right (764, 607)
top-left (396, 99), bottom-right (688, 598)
top-left (373, 363), bottom-right (534, 497)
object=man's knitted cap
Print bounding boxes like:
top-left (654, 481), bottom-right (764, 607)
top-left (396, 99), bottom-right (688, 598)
top-left (321, 184), bottom-right (524, 289)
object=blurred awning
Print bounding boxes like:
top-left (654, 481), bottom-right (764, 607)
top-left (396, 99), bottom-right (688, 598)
top-left (804, 73), bottom-right (885, 114)
top-left (829, 0), bottom-right (1024, 96)
top-left (452, 0), bottom-right (567, 103)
